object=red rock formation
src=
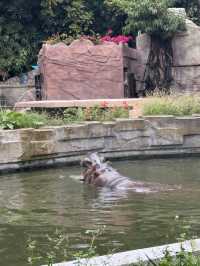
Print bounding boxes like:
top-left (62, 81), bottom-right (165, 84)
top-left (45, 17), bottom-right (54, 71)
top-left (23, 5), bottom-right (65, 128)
top-left (39, 40), bottom-right (125, 100)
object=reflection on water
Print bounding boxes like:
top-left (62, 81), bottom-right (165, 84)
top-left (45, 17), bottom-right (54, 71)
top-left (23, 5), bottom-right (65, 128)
top-left (0, 157), bottom-right (200, 265)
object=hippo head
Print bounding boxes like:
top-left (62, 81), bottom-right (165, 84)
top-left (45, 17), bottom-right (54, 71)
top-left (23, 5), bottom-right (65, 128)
top-left (80, 153), bottom-right (106, 185)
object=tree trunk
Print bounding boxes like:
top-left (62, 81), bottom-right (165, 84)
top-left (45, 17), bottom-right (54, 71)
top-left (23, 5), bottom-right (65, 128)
top-left (144, 36), bottom-right (173, 94)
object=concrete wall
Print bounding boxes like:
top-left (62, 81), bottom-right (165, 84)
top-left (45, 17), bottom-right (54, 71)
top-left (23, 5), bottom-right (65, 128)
top-left (1, 116), bottom-right (200, 172)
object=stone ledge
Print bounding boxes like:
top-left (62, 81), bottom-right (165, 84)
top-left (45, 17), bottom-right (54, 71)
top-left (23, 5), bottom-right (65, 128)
top-left (15, 98), bottom-right (145, 109)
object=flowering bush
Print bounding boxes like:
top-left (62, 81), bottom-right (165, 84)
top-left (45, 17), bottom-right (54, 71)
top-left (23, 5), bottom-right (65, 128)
top-left (46, 31), bottom-right (134, 46)
top-left (100, 35), bottom-right (133, 44)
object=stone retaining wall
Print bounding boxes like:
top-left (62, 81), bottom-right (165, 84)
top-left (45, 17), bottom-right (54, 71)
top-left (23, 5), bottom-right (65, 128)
top-left (1, 116), bottom-right (200, 172)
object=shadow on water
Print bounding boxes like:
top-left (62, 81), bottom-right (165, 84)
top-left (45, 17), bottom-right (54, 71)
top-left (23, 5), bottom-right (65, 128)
top-left (0, 157), bottom-right (199, 265)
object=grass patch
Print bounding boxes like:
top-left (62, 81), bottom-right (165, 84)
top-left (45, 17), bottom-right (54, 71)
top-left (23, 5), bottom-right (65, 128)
top-left (142, 95), bottom-right (200, 116)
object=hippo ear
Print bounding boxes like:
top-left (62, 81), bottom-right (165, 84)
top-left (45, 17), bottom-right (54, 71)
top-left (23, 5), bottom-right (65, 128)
top-left (100, 155), bottom-right (105, 163)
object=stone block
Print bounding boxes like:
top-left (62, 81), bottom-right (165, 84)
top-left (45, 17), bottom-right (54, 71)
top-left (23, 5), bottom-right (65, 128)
top-left (56, 124), bottom-right (88, 140)
top-left (0, 142), bottom-right (24, 163)
top-left (172, 19), bottom-right (200, 66)
top-left (175, 117), bottom-right (200, 135)
top-left (56, 138), bottom-right (104, 154)
top-left (172, 66), bottom-right (200, 92)
top-left (32, 129), bottom-right (56, 141)
top-left (114, 119), bottom-right (145, 131)
top-left (104, 135), bottom-right (150, 152)
top-left (143, 116), bottom-right (175, 128)
top-left (19, 129), bottom-right (34, 142)
top-left (87, 122), bottom-right (113, 137)
top-left (184, 135), bottom-right (200, 147)
top-left (55, 122), bottom-right (114, 141)
top-left (0, 130), bottom-right (21, 142)
top-left (30, 141), bottom-right (56, 156)
top-left (150, 127), bottom-right (184, 146)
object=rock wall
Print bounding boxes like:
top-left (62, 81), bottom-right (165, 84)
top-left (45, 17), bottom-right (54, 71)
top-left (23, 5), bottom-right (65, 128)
top-left (1, 116), bottom-right (200, 172)
top-left (0, 85), bottom-right (35, 107)
top-left (0, 70), bottom-right (37, 106)
top-left (39, 40), bottom-right (125, 100)
top-left (172, 19), bottom-right (200, 92)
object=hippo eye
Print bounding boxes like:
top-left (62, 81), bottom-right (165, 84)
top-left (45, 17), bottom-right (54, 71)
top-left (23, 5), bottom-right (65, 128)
top-left (96, 164), bottom-right (100, 169)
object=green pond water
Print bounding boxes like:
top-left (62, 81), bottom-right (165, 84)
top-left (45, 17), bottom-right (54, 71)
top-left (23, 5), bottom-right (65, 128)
top-left (0, 157), bottom-right (200, 265)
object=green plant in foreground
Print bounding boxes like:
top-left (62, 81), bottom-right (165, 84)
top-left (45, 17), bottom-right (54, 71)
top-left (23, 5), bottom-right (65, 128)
top-left (27, 226), bottom-right (106, 266)
top-left (27, 230), bottom-right (69, 266)
top-left (26, 223), bottom-right (200, 266)
top-left (134, 248), bottom-right (200, 266)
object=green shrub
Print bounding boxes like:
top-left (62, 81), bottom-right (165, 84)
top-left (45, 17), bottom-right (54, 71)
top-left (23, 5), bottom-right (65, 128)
top-left (63, 107), bottom-right (85, 123)
top-left (0, 105), bottom-right (130, 130)
top-left (0, 110), bottom-right (46, 129)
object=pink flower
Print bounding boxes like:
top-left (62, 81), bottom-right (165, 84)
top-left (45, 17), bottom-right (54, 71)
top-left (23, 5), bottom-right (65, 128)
top-left (122, 101), bottom-right (129, 109)
top-left (100, 35), bottom-right (112, 42)
top-left (100, 101), bottom-right (109, 108)
top-left (100, 35), bottom-right (134, 45)
top-left (107, 28), bottom-right (113, 35)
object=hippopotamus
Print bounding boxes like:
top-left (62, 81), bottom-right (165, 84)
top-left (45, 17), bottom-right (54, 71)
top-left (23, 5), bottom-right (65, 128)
top-left (81, 153), bottom-right (178, 193)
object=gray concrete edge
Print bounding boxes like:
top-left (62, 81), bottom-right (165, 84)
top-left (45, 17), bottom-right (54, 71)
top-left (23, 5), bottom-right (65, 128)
top-left (42, 238), bottom-right (200, 266)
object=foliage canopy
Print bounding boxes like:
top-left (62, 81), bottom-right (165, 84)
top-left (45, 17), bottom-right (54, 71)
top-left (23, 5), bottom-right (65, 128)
top-left (109, 0), bottom-right (186, 39)
top-left (0, 0), bottom-right (125, 77)
top-left (0, 0), bottom-right (200, 77)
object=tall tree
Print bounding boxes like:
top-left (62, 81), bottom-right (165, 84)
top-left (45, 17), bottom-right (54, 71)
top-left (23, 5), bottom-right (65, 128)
top-left (109, 0), bottom-right (186, 92)
top-left (85, 0), bottom-right (126, 35)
